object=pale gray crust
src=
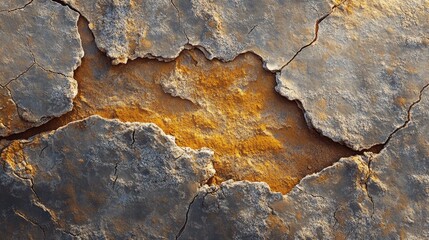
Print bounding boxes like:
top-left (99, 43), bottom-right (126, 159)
top-left (0, 116), bottom-right (215, 239)
top-left (277, 0), bottom-right (429, 150)
top-left (62, 0), bottom-right (334, 70)
top-left (0, 0), bottom-right (83, 136)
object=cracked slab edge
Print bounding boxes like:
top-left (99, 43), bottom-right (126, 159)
top-left (179, 88), bottom-right (429, 238)
top-left (0, 0), bottom-right (83, 137)
top-left (276, 0), bottom-right (429, 150)
top-left (0, 115), bottom-right (215, 239)
top-left (62, 0), bottom-right (337, 70)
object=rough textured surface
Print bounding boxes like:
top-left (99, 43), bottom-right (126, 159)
top-left (0, 0), bottom-right (83, 136)
top-left (62, 0), bottom-right (336, 70)
top-left (0, 116), bottom-right (214, 238)
top-left (0, 0), bottom-right (32, 12)
top-left (15, 18), bottom-right (357, 194)
top-left (181, 89), bottom-right (429, 239)
top-left (277, 0), bottom-right (429, 150)
top-left (1, 0), bottom-right (428, 238)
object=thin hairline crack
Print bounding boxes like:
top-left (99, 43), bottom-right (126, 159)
top-left (0, 0), bottom-right (34, 13)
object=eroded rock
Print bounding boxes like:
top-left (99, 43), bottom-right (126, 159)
top-left (18, 18), bottom-right (357, 194)
top-left (62, 0), bottom-right (337, 70)
top-left (277, 0), bottom-right (429, 150)
top-left (0, 115), bottom-right (214, 238)
top-left (0, 0), bottom-right (32, 12)
top-left (181, 89), bottom-right (429, 239)
top-left (0, 0), bottom-right (83, 137)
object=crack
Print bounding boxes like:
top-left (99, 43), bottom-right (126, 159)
top-left (9, 162), bottom-right (67, 236)
top-left (3, 85), bottom-right (28, 130)
top-left (2, 63), bottom-right (35, 87)
top-left (295, 186), bottom-right (326, 200)
top-left (61, 229), bottom-right (78, 238)
top-left (247, 25), bottom-right (258, 35)
top-left (29, 178), bottom-right (42, 202)
top-left (131, 129), bottom-right (136, 146)
top-left (360, 155), bottom-right (375, 217)
top-left (170, 0), bottom-right (190, 43)
top-left (332, 206), bottom-right (340, 228)
top-left (14, 209), bottom-right (47, 239)
top-left (49, 0), bottom-right (80, 14)
top-left (279, 0), bottom-right (347, 70)
top-left (39, 145), bottom-right (48, 157)
top-left (25, 37), bottom-right (71, 78)
top-left (0, 0), bottom-right (34, 13)
top-left (176, 193), bottom-right (199, 239)
top-left (112, 162), bottom-right (119, 190)
top-left (173, 151), bottom-right (186, 161)
top-left (35, 63), bottom-right (70, 78)
top-left (372, 83), bottom-right (429, 150)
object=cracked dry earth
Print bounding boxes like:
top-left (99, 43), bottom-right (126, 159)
top-left (0, 0), bottom-right (428, 239)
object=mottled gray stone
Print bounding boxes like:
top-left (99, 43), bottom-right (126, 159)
top-left (0, 0), bottom-right (83, 136)
top-left (63, 0), bottom-right (335, 70)
top-left (0, 116), bottom-right (215, 239)
top-left (0, 0), bottom-right (31, 12)
top-left (63, 0), bottom-right (187, 65)
top-left (179, 181), bottom-right (285, 239)
top-left (181, 89), bottom-right (429, 239)
top-left (276, 0), bottom-right (429, 150)
top-left (8, 66), bottom-right (77, 123)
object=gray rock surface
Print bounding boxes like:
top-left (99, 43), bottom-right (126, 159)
top-left (0, 0), bottom-right (32, 12)
top-left (0, 0), bottom-right (83, 136)
top-left (62, 0), bottom-right (336, 70)
top-left (180, 88), bottom-right (429, 239)
top-left (0, 116), bottom-right (215, 239)
top-left (276, 0), bottom-right (429, 150)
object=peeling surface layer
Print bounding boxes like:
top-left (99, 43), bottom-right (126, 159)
top-left (0, 116), bottom-right (214, 238)
top-left (62, 0), bottom-right (335, 70)
top-left (277, 0), bottom-right (429, 150)
top-left (0, 0), bottom-right (83, 136)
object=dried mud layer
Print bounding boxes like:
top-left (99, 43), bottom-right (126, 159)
top-left (0, 0), bottom-right (428, 239)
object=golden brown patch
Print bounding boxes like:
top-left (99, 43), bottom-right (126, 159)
top-left (1, 141), bottom-right (35, 177)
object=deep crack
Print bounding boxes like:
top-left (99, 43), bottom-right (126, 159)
top-left (112, 162), bottom-right (119, 190)
top-left (375, 83), bottom-right (429, 150)
top-left (176, 193), bottom-right (199, 239)
top-left (361, 155), bottom-right (375, 217)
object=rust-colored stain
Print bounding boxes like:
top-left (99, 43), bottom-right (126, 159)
top-left (0, 141), bottom-right (35, 177)
top-left (6, 18), bottom-right (357, 194)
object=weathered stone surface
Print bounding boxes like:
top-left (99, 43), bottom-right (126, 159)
top-left (0, 0), bottom-right (83, 136)
top-left (63, 0), bottom-right (336, 70)
top-left (179, 181), bottom-right (285, 239)
top-left (27, 18), bottom-right (356, 194)
top-left (0, 115), bottom-right (214, 238)
top-left (0, 0), bottom-right (31, 12)
top-left (277, 0), bottom-right (429, 150)
top-left (2, 0), bottom-right (428, 238)
top-left (181, 89), bottom-right (429, 239)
